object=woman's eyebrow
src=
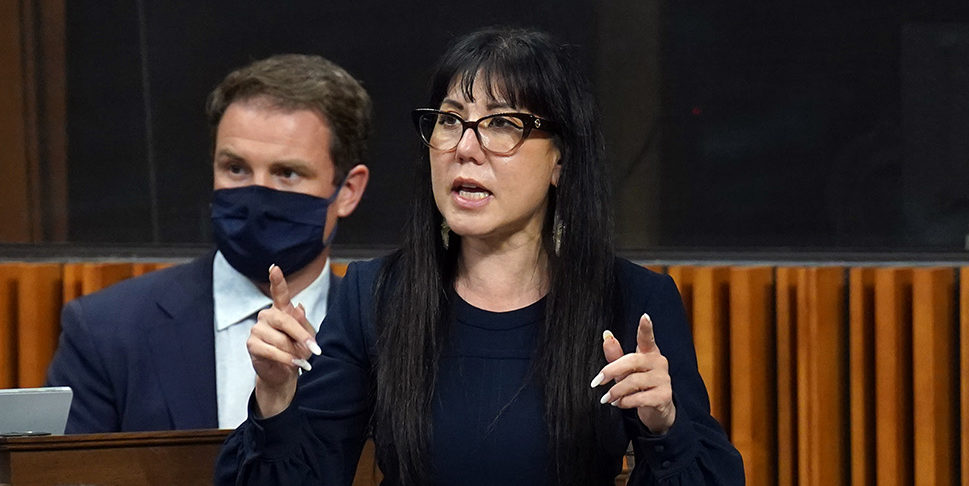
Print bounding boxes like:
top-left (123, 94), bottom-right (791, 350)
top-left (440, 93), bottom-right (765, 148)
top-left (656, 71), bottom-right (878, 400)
top-left (440, 98), bottom-right (463, 110)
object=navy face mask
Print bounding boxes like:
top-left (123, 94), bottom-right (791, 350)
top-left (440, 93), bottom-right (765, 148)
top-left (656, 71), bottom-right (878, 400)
top-left (211, 184), bottom-right (341, 283)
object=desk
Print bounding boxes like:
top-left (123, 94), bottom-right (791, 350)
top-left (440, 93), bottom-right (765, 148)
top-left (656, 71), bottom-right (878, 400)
top-left (0, 429), bottom-right (229, 486)
top-left (0, 430), bottom-right (381, 486)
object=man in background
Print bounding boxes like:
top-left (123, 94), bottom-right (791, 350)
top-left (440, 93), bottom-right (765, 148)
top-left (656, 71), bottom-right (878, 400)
top-left (46, 54), bottom-right (371, 432)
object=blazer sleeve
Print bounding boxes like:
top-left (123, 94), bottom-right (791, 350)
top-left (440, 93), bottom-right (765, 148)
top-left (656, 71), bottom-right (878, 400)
top-left (45, 299), bottom-right (121, 433)
top-left (215, 260), bottom-right (375, 486)
top-left (621, 270), bottom-right (745, 485)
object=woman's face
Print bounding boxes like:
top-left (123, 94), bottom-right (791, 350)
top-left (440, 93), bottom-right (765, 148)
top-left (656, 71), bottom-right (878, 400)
top-left (430, 78), bottom-right (561, 248)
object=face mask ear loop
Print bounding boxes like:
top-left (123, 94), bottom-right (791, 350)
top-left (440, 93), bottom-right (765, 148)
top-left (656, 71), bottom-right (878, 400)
top-left (320, 174), bottom-right (349, 246)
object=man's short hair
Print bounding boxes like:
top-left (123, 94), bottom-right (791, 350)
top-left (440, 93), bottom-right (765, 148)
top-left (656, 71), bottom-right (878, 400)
top-left (206, 54), bottom-right (372, 182)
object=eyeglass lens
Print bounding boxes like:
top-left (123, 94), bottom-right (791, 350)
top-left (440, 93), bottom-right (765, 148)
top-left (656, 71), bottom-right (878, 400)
top-left (419, 112), bottom-right (526, 153)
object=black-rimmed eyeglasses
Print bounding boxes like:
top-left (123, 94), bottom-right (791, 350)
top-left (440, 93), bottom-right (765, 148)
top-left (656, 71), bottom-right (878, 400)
top-left (411, 109), bottom-right (558, 155)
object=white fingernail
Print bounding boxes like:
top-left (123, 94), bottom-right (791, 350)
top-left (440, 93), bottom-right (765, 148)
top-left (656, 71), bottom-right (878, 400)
top-left (590, 372), bottom-right (605, 388)
top-left (610, 399), bottom-right (620, 407)
top-left (599, 391), bottom-right (612, 405)
top-left (642, 313), bottom-right (651, 321)
top-left (292, 358), bottom-right (312, 372)
top-left (269, 263), bottom-right (277, 273)
top-left (602, 330), bottom-right (614, 341)
top-left (305, 339), bottom-right (322, 356)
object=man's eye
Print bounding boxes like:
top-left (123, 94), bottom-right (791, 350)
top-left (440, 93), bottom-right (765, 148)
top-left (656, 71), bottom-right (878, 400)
top-left (227, 164), bottom-right (244, 174)
top-left (278, 168), bottom-right (299, 179)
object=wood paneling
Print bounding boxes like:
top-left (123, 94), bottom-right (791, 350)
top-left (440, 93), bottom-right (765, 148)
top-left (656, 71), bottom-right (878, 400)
top-left (0, 259), bottom-right (965, 486)
top-left (961, 267), bottom-right (969, 486)
top-left (774, 268), bottom-right (798, 486)
top-left (795, 268), bottom-right (847, 486)
top-left (729, 267), bottom-right (775, 485)
top-left (874, 268), bottom-right (913, 486)
top-left (0, 265), bottom-right (20, 388)
top-left (690, 267), bottom-right (731, 429)
top-left (849, 268), bottom-right (875, 486)
top-left (912, 268), bottom-right (957, 486)
top-left (0, 0), bottom-right (32, 242)
top-left (15, 263), bottom-right (62, 387)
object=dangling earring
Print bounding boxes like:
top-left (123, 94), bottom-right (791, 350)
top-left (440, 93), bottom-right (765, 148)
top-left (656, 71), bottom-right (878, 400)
top-left (553, 212), bottom-right (564, 256)
top-left (441, 220), bottom-right (451, 250)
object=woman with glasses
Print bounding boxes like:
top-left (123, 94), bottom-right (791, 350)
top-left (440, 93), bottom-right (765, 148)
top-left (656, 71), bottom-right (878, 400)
top-left (216, 27), bottom-right (743, 486)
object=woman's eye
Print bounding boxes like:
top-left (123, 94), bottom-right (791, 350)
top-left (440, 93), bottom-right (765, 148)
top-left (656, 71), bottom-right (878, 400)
top-left (487, 116), bottom-right (523, 130)
top-left (437, 114), bottom-right (460, 127)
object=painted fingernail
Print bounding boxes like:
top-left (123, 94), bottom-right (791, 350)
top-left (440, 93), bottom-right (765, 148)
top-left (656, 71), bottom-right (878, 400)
top-left (292, 358), bottom-right (312, 372)
top-left (602, 330), bottom-right (615, 341)
top-left (599, 391), bottom-right (612, 405)
top-left (269, 263), bottom-right (277, 273)
top-left (305, 339), bottom-right (322, 356)
top-left (610, 399), bottom-right (620, 407)
top-left (590, 372), bottom-right (605, 388)
top-left (642, 313), bottom-right (651, 321)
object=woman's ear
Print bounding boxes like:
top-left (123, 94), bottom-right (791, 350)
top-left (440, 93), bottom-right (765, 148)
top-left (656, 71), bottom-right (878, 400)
top-left (551, 160), bottom-right (562, 188)
top-left (335, 164), bottom-right (370, 217)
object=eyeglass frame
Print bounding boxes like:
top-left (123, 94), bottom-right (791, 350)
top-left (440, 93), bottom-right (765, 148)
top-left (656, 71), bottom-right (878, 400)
top-left (411, 108), bottom-right (559, 155)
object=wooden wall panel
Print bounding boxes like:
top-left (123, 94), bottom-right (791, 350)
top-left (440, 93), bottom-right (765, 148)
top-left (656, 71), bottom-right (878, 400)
top-left (691, 267), bottom-right (731, 430)
top-left (795, 267), bottom-right (847, 486)
top-left (0, 265), bottom-right (20, 388)
top-left (729, 267), bottom-right (775, 486)
top-left (81, 263), bottom-right (134, 296)
top-left (912, 268), bottom-right (957, 486)
top-left (849, 268), bottom-right (875, 486)
top-left (0, 259), bottom-right (966, 486)
top-left (961, 267), bottom-right (969, 486)
top-left (774, 268), bottom-right (798, 486)
top-left (16, 264), bottom-right (62, 387)
top-left (666, 266), bottom-right (695, 333)
top-left (874, 268), bottom-right (913, 486)
top-left (0, 1), bottom-right (32, 242)
top-left (62, 263), bottom-right (84, 304)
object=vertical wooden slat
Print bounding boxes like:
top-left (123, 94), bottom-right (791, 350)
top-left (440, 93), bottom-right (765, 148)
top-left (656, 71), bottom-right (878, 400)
top-left (331, 262), bottom-right (349, 279)
top-left (0, 0), bottom-right (32, 242)
top-left (961, 267), bottom-right (969, 486)
top-left (16, 263), bottom-right (62, 387)
top-left (912, 268), bottom-right (957, 486)
top-left (874, 268), bottom-right (913, 486)
top-left (795, 267), bottom-right (847, 486)
top-left (81, 263), bottom-right (134, 295)
top-left (666, 266), bottom-right (695, 333)
top-left (61, 263), bottom-right (84, 304)
top-left (691, 267), bottom-right (731, 430)
top-left (775, 268), bottom-right (798, 486)
top-left (0, 264), bottom-right (20, 388)
top-left (729, 266), bottom-right (775, 486)
top-left (849, 268), bottom-right (876, 486)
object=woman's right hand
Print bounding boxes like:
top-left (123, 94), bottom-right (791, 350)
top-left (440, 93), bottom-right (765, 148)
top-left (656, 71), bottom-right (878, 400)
top-left (247, 264), bottom-right (322, 418)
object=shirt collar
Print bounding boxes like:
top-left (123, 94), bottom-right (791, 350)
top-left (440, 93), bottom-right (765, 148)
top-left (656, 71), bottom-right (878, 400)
top-left (212, 251), bottom-right (331, 332)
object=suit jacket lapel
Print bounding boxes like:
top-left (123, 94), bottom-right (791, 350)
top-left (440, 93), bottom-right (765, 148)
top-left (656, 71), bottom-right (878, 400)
top-left (146, 253), bottom-right (218, 429)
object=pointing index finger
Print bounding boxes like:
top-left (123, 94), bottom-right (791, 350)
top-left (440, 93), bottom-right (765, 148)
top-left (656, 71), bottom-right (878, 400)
top-left (636, 313), bottom-right (660, 354)
top-left (269, 264), bottom-right (294, 311)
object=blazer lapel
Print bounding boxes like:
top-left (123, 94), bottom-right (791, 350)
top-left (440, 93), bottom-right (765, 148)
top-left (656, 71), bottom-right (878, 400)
top-left (146, 254), bottom-right (218, 429)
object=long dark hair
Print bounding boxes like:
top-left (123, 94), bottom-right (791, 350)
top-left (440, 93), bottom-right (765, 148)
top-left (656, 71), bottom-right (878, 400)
top-left (373, 27), bottom-right (617, 485)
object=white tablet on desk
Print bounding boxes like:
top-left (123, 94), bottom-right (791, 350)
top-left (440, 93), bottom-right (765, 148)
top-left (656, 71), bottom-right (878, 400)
top-left (0, 386), bottom-right (72, 436)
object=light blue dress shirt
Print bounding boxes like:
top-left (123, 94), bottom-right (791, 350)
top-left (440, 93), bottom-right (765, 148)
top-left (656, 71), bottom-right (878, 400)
top-left (212, 251), bottom-right (330, 428)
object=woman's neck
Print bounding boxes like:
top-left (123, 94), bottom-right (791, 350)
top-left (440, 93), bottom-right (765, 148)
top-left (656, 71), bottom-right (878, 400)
top-left (455, 234), bottom-right (549, 312)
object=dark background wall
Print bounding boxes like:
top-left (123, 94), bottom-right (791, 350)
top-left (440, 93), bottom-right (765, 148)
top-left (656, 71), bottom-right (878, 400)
top-left (62, 1), bottom-right (969, 252)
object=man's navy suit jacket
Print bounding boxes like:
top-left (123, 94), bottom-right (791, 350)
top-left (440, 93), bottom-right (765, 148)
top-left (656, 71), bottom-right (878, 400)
top-left (45, 252), bottom-right (340, 433)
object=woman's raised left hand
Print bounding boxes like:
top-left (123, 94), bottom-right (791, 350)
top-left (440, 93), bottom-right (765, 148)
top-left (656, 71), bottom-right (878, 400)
top-left (591, 313), bottom-right (676, 434)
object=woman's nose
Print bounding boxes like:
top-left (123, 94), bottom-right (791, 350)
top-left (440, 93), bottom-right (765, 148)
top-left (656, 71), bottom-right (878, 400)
top-left (454, 127), bottom-right (485, 163)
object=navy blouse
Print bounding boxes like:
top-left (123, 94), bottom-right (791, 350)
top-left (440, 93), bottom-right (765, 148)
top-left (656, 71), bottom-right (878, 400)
top-left (214, 257), bottom-right (745, 485)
